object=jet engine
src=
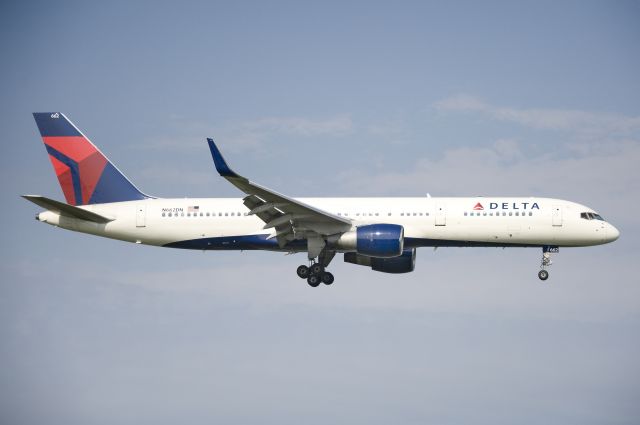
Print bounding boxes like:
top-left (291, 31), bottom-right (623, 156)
top-left (332, 224), bottom-right (404, 257)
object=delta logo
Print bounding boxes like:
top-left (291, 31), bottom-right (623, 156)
top-left (472, 201), bottom-right (540, 210)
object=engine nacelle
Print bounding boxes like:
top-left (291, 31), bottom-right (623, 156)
top-left (332, 224), bottom-right (404, 258)
top-left (357, 224), bottom-right (404, 257)
top-left (344, 248), bottom-right (416, 274)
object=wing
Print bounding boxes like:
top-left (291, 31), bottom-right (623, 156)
top-left (206, 139), bottom-right (351, 252)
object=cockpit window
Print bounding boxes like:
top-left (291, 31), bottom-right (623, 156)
top-left (581, 212), bottom-right (604, 221)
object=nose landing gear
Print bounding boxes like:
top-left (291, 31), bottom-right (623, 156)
top-left (538, 246), bottom-right (558, 281)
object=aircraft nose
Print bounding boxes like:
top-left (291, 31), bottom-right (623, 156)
top-left (606, 224), bottom-right (620, 242)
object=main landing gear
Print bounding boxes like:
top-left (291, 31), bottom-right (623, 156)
top-left (296, 262), bottom-right (334, 287)
top-left (296, 248), bottom-right (336, 287)
top-left (538, 246), bottom-right (558, 281)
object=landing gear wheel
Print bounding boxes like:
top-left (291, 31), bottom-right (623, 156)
top-left (310, 263), bottom-right (324, 275)
top-left (321, 272), bottom-right (334, 285)
top-left (296, 265), bottom-right (309, 279)
top-left (538, 270), bottom-right (549, 281)
top-left (307, 274), bottom-right (321, 287)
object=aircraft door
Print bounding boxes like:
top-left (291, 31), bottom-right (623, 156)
top-left (136, 203), bottom-right (146, 227)
top-left (552, 205), bottom-right (562, 227)
top-left (435, 204), bottom-right (446, 226)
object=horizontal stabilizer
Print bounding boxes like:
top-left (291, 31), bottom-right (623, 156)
top-left (22, 195), bottom-right (114, 223)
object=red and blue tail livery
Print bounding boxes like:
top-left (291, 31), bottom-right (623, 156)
top-left (33, 113), bottom-right (148, 205)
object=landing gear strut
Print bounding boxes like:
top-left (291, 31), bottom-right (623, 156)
top-left (538, 246), bottom-right (558, 281)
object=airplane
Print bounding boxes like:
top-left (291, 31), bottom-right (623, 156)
top-left (24, 112), bottom-right (620, 286)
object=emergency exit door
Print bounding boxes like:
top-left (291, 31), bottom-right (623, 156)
top-left (136, 204), bottom-right (146, 227)
top-left (552, 205), bottom-right (563, 227)
top-left (435, 204), bottom-right (446, 226)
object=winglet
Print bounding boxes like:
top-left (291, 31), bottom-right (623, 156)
top-left (207, 138), bottom-right (240, 178)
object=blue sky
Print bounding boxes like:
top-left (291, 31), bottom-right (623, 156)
top-left (1, 1), bottom-right (639, 424)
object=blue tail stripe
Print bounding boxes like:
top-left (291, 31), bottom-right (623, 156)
top-left (33, 112), bottom-right (81, 137)
top-left (89, 162), bottom-right (148, 204)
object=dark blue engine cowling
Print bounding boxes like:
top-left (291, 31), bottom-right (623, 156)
top-left (356, 224), bottom-right (404, 258)
top-left (344, 248), bottom-right (416, 274)
top-left (371, 248), bottom-right (416, 273)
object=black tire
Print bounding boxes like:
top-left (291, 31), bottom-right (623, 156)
top-left (296, 265), bottom-right (309, 279)
top-left (307, 274), bottom-right (321, 287)
top-left (310, 263), bottom-right (324, 275)
top-left (538, 270), bottom-right (549, 281)
top-left (321, 272), bottom-right (334, 285)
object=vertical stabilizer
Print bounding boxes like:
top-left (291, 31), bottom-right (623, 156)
top-left (32, 112), bottom-right (149, 205)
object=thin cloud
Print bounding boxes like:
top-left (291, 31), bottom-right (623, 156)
top-left (245, 115), bottom-right (353, 137)
top-left (131, 114), bottom-right (354, 153)
top-left (334, 138), bottom-right (640, 224)
top-left (434, 94), bottom-right (640, 136)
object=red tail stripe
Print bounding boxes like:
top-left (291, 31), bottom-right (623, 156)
top-left (49, 155), bottom-right (76, 205)
top-left (43, 136), bottom-right (100, 163)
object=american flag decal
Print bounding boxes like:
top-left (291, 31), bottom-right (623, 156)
top-left (188, 206), bottom-right (200, 213)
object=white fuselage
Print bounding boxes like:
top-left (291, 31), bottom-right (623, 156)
top-left (36, 197), bottom-right (619, 250)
